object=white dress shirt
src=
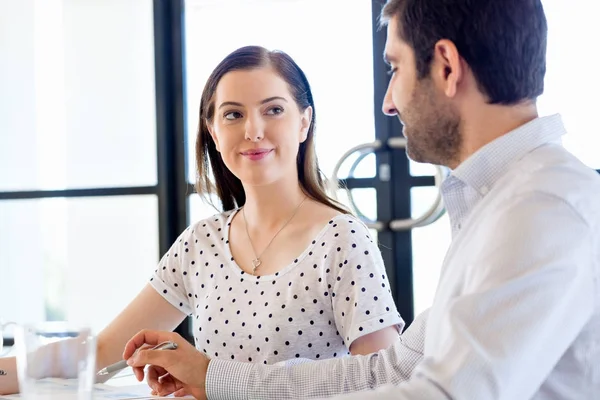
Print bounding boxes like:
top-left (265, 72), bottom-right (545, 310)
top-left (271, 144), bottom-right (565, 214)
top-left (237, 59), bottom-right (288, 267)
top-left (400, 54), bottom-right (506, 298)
top-left (206, 114), bottom-right (600, 400)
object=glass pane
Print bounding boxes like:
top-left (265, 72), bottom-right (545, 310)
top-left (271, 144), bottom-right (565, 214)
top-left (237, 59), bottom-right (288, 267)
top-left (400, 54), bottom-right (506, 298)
top-left (348, 188), bottom-right (377, 223)
top-left (538, 0), bottom-right (599, 169)
top-left (336, 152), bottom-right (377, 180)
top-left (335, 188), bottom-right (377, 223)
top-left (0, 0), bottom-right (157, 191)
top-left (353, 154), bottom-right (377, 179)
top-left (188, 194), bottom-right (222, 225)
top-left (410, 186), bottom-right (451, 316)
top-left (410, 161), bottom-right (438, 177)
top-left (184, 0), bottom-right (375, 183)
top-left (0, 196), bottom-right (159, 335)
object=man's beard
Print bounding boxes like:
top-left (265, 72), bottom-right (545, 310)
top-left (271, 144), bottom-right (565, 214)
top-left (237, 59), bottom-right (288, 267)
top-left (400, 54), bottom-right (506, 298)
top-left (400, 78), bottom-right (462, 167)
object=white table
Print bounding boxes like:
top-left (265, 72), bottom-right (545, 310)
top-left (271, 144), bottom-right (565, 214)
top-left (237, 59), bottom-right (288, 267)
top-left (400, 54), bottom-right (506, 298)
top-left (0, 350), bottom-right (193, 400)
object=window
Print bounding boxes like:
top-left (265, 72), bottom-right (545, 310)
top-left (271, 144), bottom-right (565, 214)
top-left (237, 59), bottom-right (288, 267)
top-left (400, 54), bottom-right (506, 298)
top-left (538, 0), bottom-right (600, 170)
top-left (0, 0), bottom-right (159, 336)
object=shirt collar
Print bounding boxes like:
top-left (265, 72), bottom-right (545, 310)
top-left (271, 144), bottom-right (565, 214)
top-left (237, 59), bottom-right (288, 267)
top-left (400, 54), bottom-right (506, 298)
top-left (449, 114), bottom-right (566, 195)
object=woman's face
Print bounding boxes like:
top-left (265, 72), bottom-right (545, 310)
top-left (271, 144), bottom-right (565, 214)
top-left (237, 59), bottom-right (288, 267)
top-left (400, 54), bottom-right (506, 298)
top-left (207, 67), bottom-right (312, 188)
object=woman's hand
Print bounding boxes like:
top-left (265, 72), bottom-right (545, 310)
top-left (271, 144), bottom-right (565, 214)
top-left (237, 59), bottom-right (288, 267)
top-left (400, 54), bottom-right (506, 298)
top-left (123, 330), bottom-right (210, 400)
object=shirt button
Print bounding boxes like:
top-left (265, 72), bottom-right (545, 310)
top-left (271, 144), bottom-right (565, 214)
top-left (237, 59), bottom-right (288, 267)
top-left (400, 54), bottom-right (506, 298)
top-left (480, 186), bottom-right (489, 195)
top-left (455, 223), bottom-right (462, 230)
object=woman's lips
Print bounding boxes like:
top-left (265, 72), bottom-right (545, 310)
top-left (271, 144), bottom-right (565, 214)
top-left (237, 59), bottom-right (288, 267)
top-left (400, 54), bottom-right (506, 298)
top-left (240, 148), bottom-right (273, 161)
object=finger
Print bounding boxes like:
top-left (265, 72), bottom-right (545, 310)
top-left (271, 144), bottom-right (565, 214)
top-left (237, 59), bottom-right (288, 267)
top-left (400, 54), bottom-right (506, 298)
top-left (155, 378), bottom-right (180, 397)
top-left (151, 368), bottom-right (180, 396)
top-left (127, 346), bottom-right (178, 369)
top-left (155, 382), bottom-right (176, 397)
top-left (173, 387), bottom-right (188, 397)
top-left (123, 329), bottom-right (178, 359)
top-left (132, 365), bottom-right (145, 382)
top-left (147, 365), bottom-right (168, 391)
top-left (157, 371), bottom-right (171, 383)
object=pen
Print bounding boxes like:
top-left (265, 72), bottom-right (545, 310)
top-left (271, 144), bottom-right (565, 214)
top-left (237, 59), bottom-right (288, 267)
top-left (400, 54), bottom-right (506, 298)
top-left (96, 341), bottom-right (178, 376)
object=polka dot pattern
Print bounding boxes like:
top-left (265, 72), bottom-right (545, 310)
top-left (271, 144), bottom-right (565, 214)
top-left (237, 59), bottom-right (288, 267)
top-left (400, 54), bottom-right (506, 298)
top-left (150, 210), bottom-right (403, 365)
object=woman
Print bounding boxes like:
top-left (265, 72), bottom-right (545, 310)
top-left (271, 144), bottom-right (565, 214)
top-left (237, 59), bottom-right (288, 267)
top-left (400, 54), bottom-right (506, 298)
top-left (0, 46), bottom-right (403, 396)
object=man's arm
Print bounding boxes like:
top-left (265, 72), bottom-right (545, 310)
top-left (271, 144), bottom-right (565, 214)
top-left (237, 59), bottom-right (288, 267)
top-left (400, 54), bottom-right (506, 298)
top-left (205, 309), bottom-right (427, 400)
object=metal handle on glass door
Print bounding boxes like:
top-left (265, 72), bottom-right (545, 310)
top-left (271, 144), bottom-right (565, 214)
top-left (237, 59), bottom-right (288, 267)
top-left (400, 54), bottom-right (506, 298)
top-left (330, 137), bottom-right (447, 231)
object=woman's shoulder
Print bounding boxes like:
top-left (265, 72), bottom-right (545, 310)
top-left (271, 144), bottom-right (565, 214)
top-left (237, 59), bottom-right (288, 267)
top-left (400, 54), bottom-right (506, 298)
top-left (189, 209), bottom-right (237, 229)
top-left (310, 212), bottom-right (376, 253)
top-left (327, 212), bottom-right (372, 235)
top-left (179, 209), bottom-right (239, 243)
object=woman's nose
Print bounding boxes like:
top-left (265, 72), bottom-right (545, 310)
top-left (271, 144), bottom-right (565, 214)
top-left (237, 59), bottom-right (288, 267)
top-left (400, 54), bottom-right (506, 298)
top-left (244, 116), bottom-right (264, 142)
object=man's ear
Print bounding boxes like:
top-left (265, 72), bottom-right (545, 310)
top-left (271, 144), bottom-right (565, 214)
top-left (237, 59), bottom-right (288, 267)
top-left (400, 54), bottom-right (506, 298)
top-left (206, 121), bottom-right (220, 152)
top-left (299, 106), bottom-right (313, 143)
top-left (431, 39), bottom-right (463, 98)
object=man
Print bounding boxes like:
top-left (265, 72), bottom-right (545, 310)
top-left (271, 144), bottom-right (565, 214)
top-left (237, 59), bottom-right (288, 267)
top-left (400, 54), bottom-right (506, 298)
top-left (125, 0), bottom-right (600, 398)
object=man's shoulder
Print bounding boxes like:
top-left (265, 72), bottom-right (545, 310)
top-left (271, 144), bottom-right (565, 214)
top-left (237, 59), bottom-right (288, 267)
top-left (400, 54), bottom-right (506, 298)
top-left (507, 144), bottom-right (600, 217)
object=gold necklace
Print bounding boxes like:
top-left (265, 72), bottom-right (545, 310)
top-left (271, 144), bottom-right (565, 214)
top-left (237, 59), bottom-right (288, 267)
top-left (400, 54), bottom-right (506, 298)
top-left (242, 196), bottom-right (308, 275)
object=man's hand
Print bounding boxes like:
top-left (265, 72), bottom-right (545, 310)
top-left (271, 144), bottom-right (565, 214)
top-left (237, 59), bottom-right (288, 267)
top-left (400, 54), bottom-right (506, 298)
top-left (123, 330), bottom-right (210, 400)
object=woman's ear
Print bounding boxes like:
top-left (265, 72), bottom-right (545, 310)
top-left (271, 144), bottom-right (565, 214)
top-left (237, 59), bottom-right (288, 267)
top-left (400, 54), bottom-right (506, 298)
top-left (206, 121), bottom-right (220, 152)
top-left (299, 106), bottom-right (313, 143)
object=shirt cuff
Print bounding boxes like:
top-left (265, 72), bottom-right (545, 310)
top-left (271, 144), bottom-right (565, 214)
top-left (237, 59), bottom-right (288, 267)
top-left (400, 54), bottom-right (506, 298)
top-left (206, 358), bottom-right (254, 400)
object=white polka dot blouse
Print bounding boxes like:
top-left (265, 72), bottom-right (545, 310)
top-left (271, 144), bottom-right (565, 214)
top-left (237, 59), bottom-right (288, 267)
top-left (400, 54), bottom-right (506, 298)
top-left (150, 209), bottom-right (403, 365)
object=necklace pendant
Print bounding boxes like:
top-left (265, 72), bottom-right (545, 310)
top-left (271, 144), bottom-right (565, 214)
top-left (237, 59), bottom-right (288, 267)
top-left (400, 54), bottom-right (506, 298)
top-left (252, 258), bottom-right (261, 274)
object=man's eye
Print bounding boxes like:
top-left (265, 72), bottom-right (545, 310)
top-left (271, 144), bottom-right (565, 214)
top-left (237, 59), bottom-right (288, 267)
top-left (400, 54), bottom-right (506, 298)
top-left (387, 67), bottom-right (397, 76)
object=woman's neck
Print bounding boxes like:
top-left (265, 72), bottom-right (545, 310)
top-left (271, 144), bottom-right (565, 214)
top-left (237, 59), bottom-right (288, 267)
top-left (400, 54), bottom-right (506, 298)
top-left (241, 179), bottom-right (308, 231)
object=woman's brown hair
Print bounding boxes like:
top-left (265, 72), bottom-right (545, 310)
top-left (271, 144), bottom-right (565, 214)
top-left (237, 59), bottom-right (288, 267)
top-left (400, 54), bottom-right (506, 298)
top-left (195, 45), bottom-right (348, 214)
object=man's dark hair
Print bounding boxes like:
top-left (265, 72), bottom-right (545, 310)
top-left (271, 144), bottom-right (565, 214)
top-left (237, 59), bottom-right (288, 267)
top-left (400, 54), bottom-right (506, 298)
top-left (381, 0), bottom-right (547, 105)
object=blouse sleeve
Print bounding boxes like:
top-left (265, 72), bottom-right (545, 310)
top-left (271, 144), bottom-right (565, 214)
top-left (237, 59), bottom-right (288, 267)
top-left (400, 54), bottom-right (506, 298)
top-left (149, 228), bottom-right (194, 315)
top-left (328, 217), bottom-right (404, 347)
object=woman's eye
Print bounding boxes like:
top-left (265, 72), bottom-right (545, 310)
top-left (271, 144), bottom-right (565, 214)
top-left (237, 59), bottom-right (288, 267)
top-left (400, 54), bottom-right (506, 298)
top-left (224, 111), bottom-right (242, 120)
top-left (266, 106), bottom-right (284, 115)
top-left (387, 67), bottom-right (397, 76)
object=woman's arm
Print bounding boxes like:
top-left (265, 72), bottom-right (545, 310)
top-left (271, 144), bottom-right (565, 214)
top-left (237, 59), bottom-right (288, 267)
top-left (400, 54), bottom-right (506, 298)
top-left (329, 217), bottom-right (405, 358)
top-left (0, 357), bottom-right (18, 395)
top-left (95, 283), bottom-right (187, 382)
top-left (0, 284), bottom-right (186, 395)
top-left (349, 326), bottom-right (399, 355)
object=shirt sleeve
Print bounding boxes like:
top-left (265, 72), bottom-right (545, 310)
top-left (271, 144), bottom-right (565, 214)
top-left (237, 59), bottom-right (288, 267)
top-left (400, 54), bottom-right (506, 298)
top-left (327, 192), bottom-right (596, 400)
top-left (329, 219), bottom-right (404, 347)
top-left (205, 309), bottom-right (427, 400)
top-left (149, 228), bottom-right (194, 315)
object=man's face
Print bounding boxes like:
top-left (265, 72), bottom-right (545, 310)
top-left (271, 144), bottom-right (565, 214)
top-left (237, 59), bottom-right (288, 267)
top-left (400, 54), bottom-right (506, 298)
top-left (382, 17), bottom-right (461, 167)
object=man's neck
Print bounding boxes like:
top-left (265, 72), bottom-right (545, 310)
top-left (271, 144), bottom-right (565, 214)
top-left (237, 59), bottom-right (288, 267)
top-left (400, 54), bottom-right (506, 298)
top-left (452, 102), bottom-right (539, 169)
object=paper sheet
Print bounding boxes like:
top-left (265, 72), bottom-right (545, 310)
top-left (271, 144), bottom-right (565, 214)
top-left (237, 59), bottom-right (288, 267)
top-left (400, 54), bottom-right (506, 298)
top-left (0, 379), bottom-right (194, 399)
